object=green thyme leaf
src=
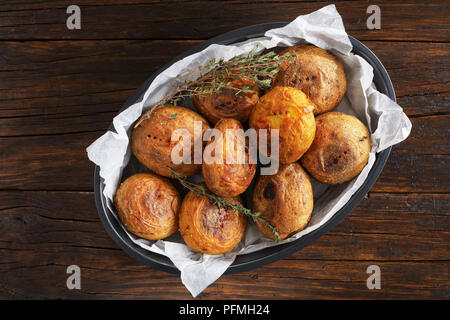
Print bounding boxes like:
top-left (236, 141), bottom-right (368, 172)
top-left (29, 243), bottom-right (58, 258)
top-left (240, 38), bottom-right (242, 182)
top-left (168, 167), bottom-right (281, 242)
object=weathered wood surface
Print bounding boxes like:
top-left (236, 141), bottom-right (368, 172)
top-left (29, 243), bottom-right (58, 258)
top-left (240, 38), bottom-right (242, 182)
top-left (0, 1), bottom-right (448, 42)
top-left (1, 117), bottom-right (447, 192)
top-left (0, 0), bottom-right (448, 299)
top-left (0, 191), bottom-right (448, 299)
top-left (0, 41), bottom-right (449, 136)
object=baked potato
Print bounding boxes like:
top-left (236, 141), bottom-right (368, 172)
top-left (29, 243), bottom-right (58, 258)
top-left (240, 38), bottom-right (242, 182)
top-left (114, 172), bottom-right (181, 240)
top-left (202, 119), bottom-right (256, 197)
top-left (273, 44), bottom-right (347, 115)
top-left (249, 86), bottom-right (316, 164)
top-left (131, 105), bottom-right (210, 177)
top-left (301, 112), bottom-right (371, 184)
top-left (252, 163), bottom-right (313, 240)
top-left (192, 77), bottom-right (259, 125)
top-left (179, 186), bottom-right (247, 255)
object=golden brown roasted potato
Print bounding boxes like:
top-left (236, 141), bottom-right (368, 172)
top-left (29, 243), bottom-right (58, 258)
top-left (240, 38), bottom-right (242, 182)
top-left (202, 119), bottom-right (256, 197)
top-left (249, 86), bottom-right (316, 164)
top-left (273, 44), bottom-right (347, 115)
top-left (252, 163), bottom-right (313, 240)
top-left (114, 172), bottom-right (181, 240)
top-left (192, 77), bottom-right (259, 125)
top-left (301, 112), bottom-right (371, 184)
top-left (131, 105), bottom-right (210, 177)
top-left (179, 186), bottom-right (247, 255)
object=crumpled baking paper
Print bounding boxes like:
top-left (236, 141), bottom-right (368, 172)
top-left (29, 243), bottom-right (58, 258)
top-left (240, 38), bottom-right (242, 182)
top-left (87, 5), bottom-right (412, 297)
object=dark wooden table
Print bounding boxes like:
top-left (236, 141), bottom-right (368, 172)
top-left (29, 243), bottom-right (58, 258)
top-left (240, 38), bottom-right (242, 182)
top-left (0, 1), bottom-right (448, 299)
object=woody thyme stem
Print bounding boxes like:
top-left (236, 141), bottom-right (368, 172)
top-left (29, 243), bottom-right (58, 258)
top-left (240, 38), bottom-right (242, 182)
top-left (169, 168), bottom-right (281, 242)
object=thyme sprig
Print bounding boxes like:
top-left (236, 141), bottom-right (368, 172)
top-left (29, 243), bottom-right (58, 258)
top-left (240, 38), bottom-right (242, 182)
top-left (169, 168), bottom-right (281, 242)
top-left (134, 46), bottom-right (296, 128)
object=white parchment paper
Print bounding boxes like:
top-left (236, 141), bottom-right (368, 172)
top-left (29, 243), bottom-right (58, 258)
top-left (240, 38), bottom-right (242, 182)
top-left (87, 5), bottom-right (412, 297)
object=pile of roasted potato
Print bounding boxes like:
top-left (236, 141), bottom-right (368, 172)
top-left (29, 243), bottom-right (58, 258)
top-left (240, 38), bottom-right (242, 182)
top-left (114, 44), bottom-right (371, 254)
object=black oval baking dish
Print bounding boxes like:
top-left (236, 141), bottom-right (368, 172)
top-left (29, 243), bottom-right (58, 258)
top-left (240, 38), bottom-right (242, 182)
top-left (94, 22), bottom-right (394, 275)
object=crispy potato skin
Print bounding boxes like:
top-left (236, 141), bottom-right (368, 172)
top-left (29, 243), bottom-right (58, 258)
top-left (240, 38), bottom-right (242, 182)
top-left (274, 44), bottom-right (347, 115)
top-left (301, 112), bottom-right (371, 184)
top-left (249, 86), bottom-right (316, 164)
top-left (253, 163), bottom-right (313, 240)
top-left (192, 77), bottom-right (259, 125)
top-left (131, 105), bottom-right (210, 177)
top-left (202, 119), bottom-right (256, 197)
top-left (114, 173), bottom-right (181, 240)
top-left (179, 187), bottom-right (247, 254)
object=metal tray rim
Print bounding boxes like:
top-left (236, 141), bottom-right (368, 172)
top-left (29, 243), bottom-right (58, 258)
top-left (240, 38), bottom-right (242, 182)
top-left (93, 22), bottom-right (395, 275)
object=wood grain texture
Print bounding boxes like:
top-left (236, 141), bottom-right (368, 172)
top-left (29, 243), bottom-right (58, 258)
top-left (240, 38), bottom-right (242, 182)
top-left (0, 191), bottom-right (448, 299)
top-left (0, 1), bottom-right (448, 41)
top-left (0, 116), bottom-right (448, 192)
top-left (0, 41), bottom-right (448, 137)
top-left (0, 0), bottom-right (448, 300)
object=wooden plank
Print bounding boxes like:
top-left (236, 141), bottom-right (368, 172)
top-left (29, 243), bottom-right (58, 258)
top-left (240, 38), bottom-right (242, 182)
top-left (1, 258), bottom-right (447, 299)
top-left (218, 260), bottom-right (449, 299)
top-left (0, 115), bottom-right (448, 191)
top-left (0, 132), bottom-right (97, 191)
top-left (0, 40), bottom-right (448, 137)
top-left (0, 40), bottom-right (198, 115)
top-left (0, 1), bottom-right (448, 42)
top-left (0, 0), bottom-right (352, 11)
top-left (0, 40), bottom-right (200, 138)
top-left (0, 0), bottom-right (355, 11)
top-left (394, 115), bottom-right (449, 155)
top-left (0, 40), bottom-right (448, 112)
top-left (295, 193), bottom-right (450, 262)
top-left (373, 152), bottom-right (449, 193)
top-left (364, 42), bottom-right (450, 117)
top-left (0, 191), bottom-right (447, 299)
top-left (0, 191), bottom-right (447, 259)
top-left (1, 105), bottom-right (448, 154)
